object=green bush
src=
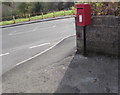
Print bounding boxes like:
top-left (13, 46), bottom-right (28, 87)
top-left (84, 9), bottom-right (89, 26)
top-left (75, 2), bottom-right (120, 16)
top-left (90, 2), bottom-right (120, 16)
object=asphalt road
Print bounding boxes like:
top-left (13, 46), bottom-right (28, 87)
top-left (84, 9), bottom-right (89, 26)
top-left (2, 36), bottom-right (76, 93)
top-left (1, 17), bottom-right (76, 75)
top-left (2, 36), bottom-right (118, 93)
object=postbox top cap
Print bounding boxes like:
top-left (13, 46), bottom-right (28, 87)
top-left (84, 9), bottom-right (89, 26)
top-left (76, 3), bottom-right (90, 7)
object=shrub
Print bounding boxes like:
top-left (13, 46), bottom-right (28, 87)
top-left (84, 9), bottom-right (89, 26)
top-left (75, 2), bottom-right (120, 16)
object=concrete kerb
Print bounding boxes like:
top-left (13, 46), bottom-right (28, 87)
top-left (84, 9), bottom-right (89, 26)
top-left (0, 15), bottom-right (74, 29)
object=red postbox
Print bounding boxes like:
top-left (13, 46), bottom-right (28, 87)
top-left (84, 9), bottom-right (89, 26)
top-left (76, 3), bottom-right (92, 26)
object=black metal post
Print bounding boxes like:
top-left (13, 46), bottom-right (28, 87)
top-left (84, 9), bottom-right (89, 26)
top-left (83, 26), bottom-right (87, 56)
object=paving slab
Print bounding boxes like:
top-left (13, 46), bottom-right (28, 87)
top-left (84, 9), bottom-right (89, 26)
top-left (1, 36), bottom-right (118, 93)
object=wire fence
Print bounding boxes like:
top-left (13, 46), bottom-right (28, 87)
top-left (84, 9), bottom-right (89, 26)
top-left (1, 10), bottom-right (76, 24)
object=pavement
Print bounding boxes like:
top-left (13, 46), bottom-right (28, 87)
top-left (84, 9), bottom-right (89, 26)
top-left (2, 36), bottom-right (118, 93)
top-left (1, 17), bottom-right (76, 74)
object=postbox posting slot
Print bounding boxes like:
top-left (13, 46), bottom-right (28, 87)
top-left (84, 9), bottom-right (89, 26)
top-left (77, 8), bottom-right (83, 9)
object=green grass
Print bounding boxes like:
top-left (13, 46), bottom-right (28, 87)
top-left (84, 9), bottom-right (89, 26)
top-left (0, 10), bottom-right (75, 26)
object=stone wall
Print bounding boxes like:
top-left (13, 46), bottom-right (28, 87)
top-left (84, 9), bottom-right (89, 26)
top-left (76, 16), bottom-right (120, 56)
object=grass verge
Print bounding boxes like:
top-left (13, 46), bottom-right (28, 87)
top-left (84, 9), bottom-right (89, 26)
top-left (0, 10), bottom-right (75, 26)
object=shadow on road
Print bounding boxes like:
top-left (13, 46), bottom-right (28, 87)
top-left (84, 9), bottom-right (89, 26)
top-left (55, 53), bottom-right (118, 93)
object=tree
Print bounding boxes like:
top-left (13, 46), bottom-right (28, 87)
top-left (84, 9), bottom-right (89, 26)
top-left (34, 2), bottom-right (42, 13)
top-left (58, 2), bottom-right (64, 10)
top-left (27, 2), bottom-right (36, 13)
top-left (2, 2), bottom-right (12, 7)
top-left (18, 2), bottom-right (28, 15)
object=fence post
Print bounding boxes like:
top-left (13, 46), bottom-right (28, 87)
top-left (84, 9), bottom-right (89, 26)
top-left (29, 14), bottom-right (31, 21)
top-left (64, 10), bottom-right (66, 16)
top-left (53, 11), bottom-right (55, 18)
top-left (13, 16), bottom-right (15, 24)
top-left (26, 14), bottom-right (27, 18)
top-left (42, 12), bottom-right (43, 19)
top-left (72, 10), bottom-right (74, 15)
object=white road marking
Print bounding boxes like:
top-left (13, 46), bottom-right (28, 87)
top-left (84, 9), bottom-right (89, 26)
top-left (37, 25), bottom-right (56, 30)
top-left (0, 53), bottom-right (9, 57)
top-left (9, 28), bottom-right (37, 36)
top-left (9, 25), bottom-right (56, 36)
top-left (52, 25), bottom-right (56, 27)
top-left (29, 43), bottom-right (50, 49)
top-left (16, 35), bottom-right (75, 66)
